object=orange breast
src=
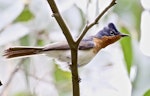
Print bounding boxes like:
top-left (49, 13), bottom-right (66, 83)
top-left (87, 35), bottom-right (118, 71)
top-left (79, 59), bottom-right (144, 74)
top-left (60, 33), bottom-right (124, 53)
top-left (93, 35), bottom-right (121, 53)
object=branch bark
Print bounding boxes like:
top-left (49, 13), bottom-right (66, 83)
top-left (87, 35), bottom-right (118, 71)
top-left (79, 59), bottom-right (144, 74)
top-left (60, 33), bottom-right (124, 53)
top-left (47, 0), bottom-right (116, 96)
top-left (47, 0), bottom-right (74, 47)
top-left (47, 0), bottom-right (80, 96)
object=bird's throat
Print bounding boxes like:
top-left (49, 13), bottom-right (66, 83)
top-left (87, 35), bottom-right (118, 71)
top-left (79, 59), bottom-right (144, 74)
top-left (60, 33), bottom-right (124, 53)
top-left (93, 35), bottom-right (121, 53)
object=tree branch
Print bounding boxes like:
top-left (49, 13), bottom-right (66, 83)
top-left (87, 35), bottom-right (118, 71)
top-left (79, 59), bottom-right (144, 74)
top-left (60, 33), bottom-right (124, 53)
top-left (76, 0), bottom-right (117, 45)
top-left (47, 0), bottom-right (75, 47)
top-left (47, 0), bottom-right (117, 96)
top-left (47, 1), bottom-right (80, 96)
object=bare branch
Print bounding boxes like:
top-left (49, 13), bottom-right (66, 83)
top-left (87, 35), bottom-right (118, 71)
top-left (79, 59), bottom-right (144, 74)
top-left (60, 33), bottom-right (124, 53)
top-left (20, 68), bottom-right (52, 84)
top-left (47, 0), bottom-right (75, 47)
top-left (0, 59), bottom-right (25, 96)
top-left (47, 0), bottom-right (117, 96)
top-left (47, 1), bottom-right (80, 96)
top-left (76, 0), bottom-right (117, 45)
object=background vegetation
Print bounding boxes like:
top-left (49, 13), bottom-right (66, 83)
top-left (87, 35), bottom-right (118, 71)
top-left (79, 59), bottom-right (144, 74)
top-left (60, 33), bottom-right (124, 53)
top-left (0, 0), bottom-right (149, 96)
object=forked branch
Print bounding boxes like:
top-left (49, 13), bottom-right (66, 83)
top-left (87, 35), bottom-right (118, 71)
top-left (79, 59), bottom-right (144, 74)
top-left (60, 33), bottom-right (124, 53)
top-left (76, 0), bottom-right (116, 45)
top-left (47, 0), bottom-right (117, 96)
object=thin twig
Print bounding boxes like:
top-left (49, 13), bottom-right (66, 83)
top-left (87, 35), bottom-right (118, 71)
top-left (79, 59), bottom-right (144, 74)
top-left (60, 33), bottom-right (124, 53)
top-left (20, 68), bottom-right (52, 84)
top-left (76, 0), bottom-right (117, 45)
top-left (0, 59), bottom-right (25, 96)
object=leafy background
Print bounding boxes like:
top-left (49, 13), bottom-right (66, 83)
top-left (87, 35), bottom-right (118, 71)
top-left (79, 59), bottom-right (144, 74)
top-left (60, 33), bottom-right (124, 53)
top-left (0, 0), bottom-right (150, 96)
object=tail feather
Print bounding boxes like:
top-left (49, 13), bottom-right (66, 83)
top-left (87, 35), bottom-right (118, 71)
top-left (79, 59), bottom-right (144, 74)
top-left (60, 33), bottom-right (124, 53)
top-left (4, 47), bottom-right (43, 58)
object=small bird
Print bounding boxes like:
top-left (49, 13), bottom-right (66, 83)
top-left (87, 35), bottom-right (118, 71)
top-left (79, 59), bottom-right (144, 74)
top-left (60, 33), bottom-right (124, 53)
top-left (4, 23), bottom-right (128, 66)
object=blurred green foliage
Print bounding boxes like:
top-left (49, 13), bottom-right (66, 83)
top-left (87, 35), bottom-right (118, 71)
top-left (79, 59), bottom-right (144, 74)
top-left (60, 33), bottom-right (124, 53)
top-left (13, 91), bottom-right (34, 96)
top-left (54, 64), bottom-right (72, 96)
top-left (114, 0), bottom-right (142, 75)
top-left (114, 0), bottom-right (142, 39)
top-left (144, 89), bottom-right (150, 96)
top-left (120, 26), bottom-right (133, 74)
top-left (0, 0), bottom-right (147, 96)
top-left (54, 64), bottom-right (71, 82)
top-left (20, 35), bottom-right (30, 46)
top-left (14, 7), bottom-right (34, 22)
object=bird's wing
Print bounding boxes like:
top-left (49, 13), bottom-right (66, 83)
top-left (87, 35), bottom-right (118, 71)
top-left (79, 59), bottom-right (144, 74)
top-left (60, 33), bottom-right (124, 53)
top-left (43, 38), bottom-right (95, 51)
top-left (43, 41), bottom-right (70, 51)
top-left (79, 40), bottom-right (95, 50)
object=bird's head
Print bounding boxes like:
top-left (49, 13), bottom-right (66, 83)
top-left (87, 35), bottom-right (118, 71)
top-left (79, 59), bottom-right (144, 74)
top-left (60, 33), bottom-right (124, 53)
top-left (94, 23), bottom-right (128, 48)
top-left (95, 23), bottom-right (128, 38)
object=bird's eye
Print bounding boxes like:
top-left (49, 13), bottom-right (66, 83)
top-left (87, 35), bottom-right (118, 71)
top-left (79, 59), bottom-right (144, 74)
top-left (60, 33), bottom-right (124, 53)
top-left (110, 30), bottom-right (115, 36)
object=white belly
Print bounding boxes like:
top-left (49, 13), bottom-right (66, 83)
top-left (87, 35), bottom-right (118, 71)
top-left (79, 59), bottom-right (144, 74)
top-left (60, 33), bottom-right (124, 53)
top-left (43, 49), bottom-right (96, 66)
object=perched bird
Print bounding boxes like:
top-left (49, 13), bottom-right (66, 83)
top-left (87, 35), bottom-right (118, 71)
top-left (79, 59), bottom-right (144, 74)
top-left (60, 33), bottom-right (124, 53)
top-left (4, 23), bottom-right (128, 66)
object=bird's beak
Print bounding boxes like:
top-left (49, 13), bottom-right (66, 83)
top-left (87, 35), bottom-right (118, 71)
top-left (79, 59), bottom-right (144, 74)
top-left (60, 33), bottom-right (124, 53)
top-left (120, 33), bottom-right (129, 37)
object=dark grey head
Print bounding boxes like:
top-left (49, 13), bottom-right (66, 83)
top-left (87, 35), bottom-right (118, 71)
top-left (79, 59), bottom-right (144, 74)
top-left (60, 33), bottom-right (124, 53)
top-left (95, 23), bottom-right (128, 38)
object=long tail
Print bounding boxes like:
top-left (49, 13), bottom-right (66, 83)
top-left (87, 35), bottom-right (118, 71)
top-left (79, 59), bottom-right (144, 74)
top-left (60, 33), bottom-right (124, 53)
top-left (4, 47), bottom-right (43, 58)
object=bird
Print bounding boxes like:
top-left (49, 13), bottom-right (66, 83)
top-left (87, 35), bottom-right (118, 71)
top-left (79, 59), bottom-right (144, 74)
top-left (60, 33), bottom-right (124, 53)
top-left (4, 23), bottom-right (128, 67)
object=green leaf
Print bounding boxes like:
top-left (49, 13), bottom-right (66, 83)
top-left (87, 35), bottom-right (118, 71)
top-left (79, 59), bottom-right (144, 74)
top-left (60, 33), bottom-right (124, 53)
top-left (37, 39), bottom-right (45, 46)
top-left (53, 64), bottom-right (72, 96)
top-left (54, 64), bottom-right (71, 82)
top-left (20, 35), bottom-right (29, 46)
top-left (120, 26), bottom-right (133, 74)
top-left (144, 89), bottom-right (150, 96)
top-left (14, 7), bottom-right (34, 22)
top-left (114, 0), bottom-right (142, 39)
